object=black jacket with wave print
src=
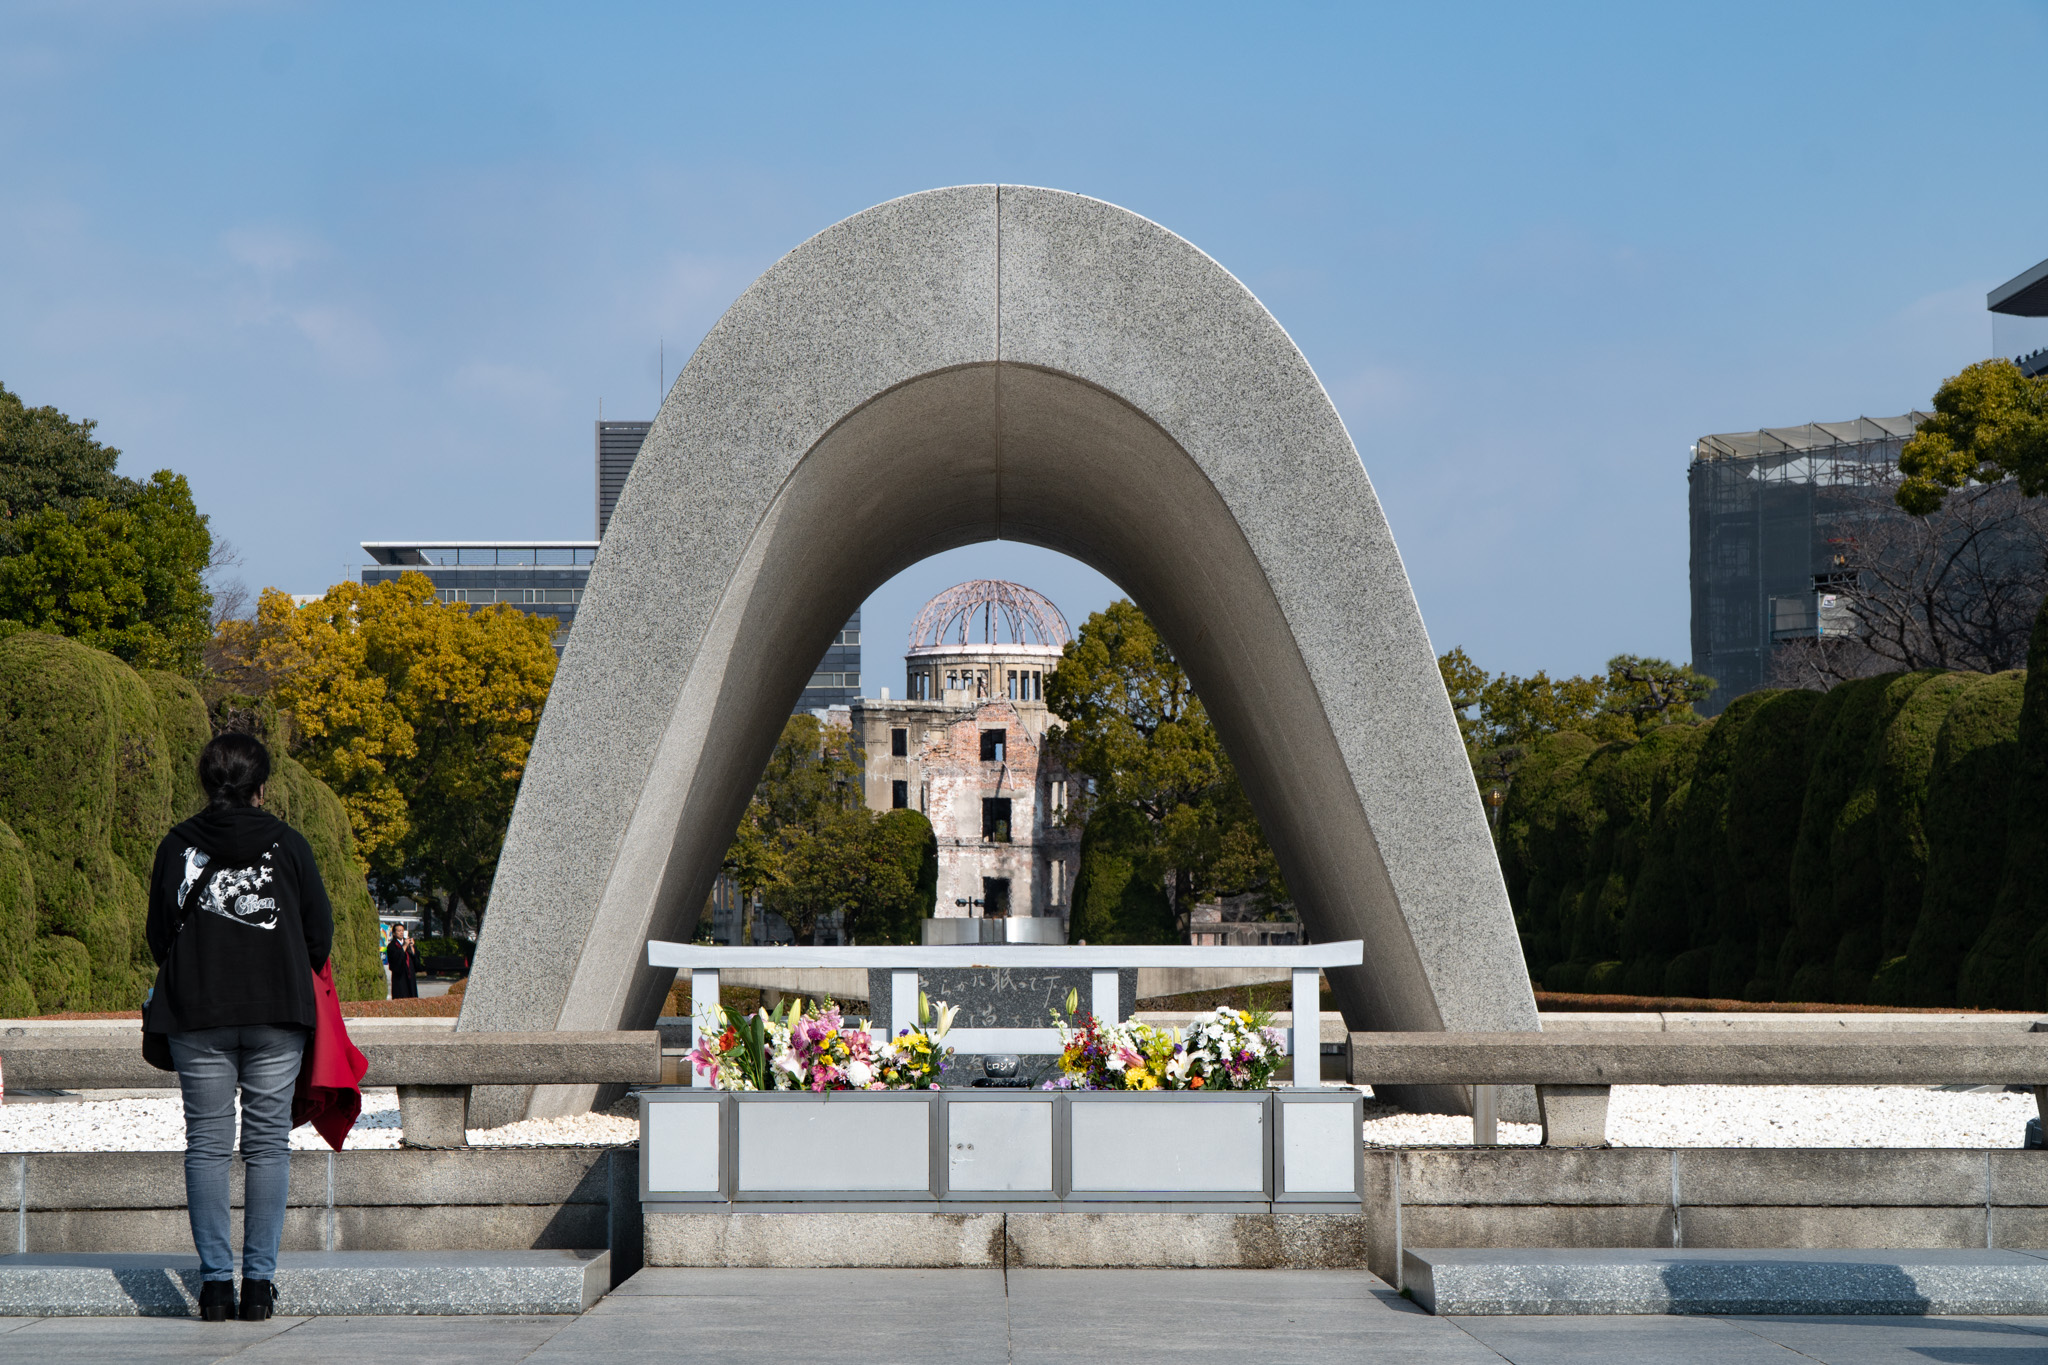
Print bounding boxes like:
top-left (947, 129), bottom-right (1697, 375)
top-left (143, 805), bottom-right (334, 1034)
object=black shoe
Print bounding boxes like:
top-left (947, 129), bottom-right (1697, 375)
top-left (198, 1279), bottom-right (236, 1322)
top-left (237, 1278), bottom-right (275, 1321)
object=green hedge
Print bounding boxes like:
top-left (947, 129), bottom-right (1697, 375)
top-left (1961, 597), bottom-right (2048, 1009)
top-left (1495, 730), bottom-right (1601, 985)
top-left (1866, 671), bottom-right (1976, 1002)
top-left (1887, 672), bottom-right (2026, 1007)
top-left (1777, 672), bottom-right (1947, 1003)
top-left (1672, 689), bottom-right (1772, 998)
top-left (1723, 688), bottom-right (1822, 1001)
top-left (1514, 595), bottom-right (2048, 1007)
top-left (0, 631), bottom-right (383, 1013)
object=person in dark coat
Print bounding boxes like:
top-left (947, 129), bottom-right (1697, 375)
top-left (143, 732), bottom-right (333, 1323)
top-left (386, 925), bottom-right (419, 998)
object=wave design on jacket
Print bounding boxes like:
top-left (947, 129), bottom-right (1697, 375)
top-left (181, 846), bottom-right (283, 931)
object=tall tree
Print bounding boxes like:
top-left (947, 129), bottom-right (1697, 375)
top-left (0, 471), bottom-right (214, 673)
top-left (721, 714), bottom-right (933, 944)
top-left (1439, 649), bottom-right (1713, 824)
top-left (1896, 359), bottom-right (2048, 515)
top-left (1046, 599), bottom-right (1284, 942)
top-left (218, 575), bottom-right (558, 933)
top-left (1, 384), bottom-right (214, 673)
top-left (0, 380), bottom-right (133, 541)
top-left (1773, 480), bottom-right (2048, 683)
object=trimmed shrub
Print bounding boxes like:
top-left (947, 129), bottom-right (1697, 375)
top-left (0, 819), bottom-right (36, 1015)
top-left (1724, 689), bottom-right (1822, 1000)
top-left (1495, 730), bottom-right (1601, 979)
top-left (1582, 960), bottom-right (1625, 992)
top-left (1829, 672), bottom-right (1947, 1003)
top-left (1875, 673), bottom-right (1975, 960)
top-left (1969, 596), bottom-right (2048, 1009)
top-left (1778, 674), bottom-right (1941, 1003)
top-left (0, 632), bottom-right (152, 1011)
top-left (1674, 690), bottom-right (1774, 998)
top-left (264, 753), bottom-right (386, 1001)
top-left (1893, 672), bottom-right (2026, 1007)
top-left (146, 671), bottom-right (212, 820)
top-left (1068, 809), bottom-right (1175, 946)
top-left (0, 631), bottom-right (386, 1013)
top-left (1778, 676), bottom-right (1884, 1001)
top-left (1662, 945), bottom-right (1714, 999)
top-left (1615, 724), bottom-right (1710, 989)
top-left (27, 934), bottom-right (91, 1013)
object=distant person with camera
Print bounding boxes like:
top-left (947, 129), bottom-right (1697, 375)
top-left (386, 923), bottom-right (419, 998)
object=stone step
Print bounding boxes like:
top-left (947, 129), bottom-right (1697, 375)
top-left (0, 1249), bottom-right (608, 1317)
top-left (1405, 1247), bottom-right (2048, 1316)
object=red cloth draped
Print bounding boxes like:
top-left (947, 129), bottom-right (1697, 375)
top-left (291, 960), bottom-right (368, 1150)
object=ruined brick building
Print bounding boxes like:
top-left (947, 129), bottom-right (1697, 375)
top-left (853, 581), bottom-right (1081, 942)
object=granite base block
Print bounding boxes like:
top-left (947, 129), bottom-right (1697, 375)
top-left (1007, 1212), bottom-right (1369, 1268)
top-left (0, 1250), bottom-right (608, 1317)
top-left (645, 1211), bottom-right (1007, 1268)
top-left (643, 1210), bottom-right (1371, 1269)
top-left (1404, 1247), bottom-right (2048, 1316)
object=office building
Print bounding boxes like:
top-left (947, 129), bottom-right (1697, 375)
top-left (1991, 255), bottom-right (2048, 379)
top-left (596, 420), bottom-right (651, 537)
top-left (360, 541), bottom-right (596, 645)
top-left (359, 420), bottom-right (860, 708)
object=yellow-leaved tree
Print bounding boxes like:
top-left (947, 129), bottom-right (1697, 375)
top-left (218, 574), bottom-right (557, 933)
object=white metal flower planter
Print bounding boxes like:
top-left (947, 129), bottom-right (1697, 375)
top-left (639, 1088), bottom-right (1364, 1209)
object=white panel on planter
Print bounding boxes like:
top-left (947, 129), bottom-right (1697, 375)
top-left (737, 1098), bottom-right (931, 1192)
top-left (948, 1101), bottom-right (1053, 1192)
top-left (1070, 1098), bottom-right (1265, 1192)
top-left (1279, 1100), bottom-right (1356, 1194)
top-left (646, 1101), bottom-right (722, 1193)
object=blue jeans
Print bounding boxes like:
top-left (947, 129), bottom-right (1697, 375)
top-left (168, 1025), bottom-right (308, 1282)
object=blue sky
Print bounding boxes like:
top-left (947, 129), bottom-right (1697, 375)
top-left (5, 2), bottom-right (2045, 684)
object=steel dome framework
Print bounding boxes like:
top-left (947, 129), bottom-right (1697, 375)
top-left (907, 580), bottom-right (1070, 650)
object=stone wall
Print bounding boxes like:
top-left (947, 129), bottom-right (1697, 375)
top-left (1, 1146), bottom-right (643, 1286)
top-left (1366, 1146), bottom-right (2048, 1286)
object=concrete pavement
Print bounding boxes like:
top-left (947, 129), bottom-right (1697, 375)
top-left (8, 1269), bottom-right (2048, 1362)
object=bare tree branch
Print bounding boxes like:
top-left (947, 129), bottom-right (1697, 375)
top-left (1836, 479), bottom-right (2048, 673)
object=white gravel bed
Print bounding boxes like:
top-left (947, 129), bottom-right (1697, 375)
top-left (7, 1083), bottom-right (2035, 1151)
top-left (1359, 1083), bottom-right (2041, 1148)
top-left (0, 1089), bottom-right (636, 1153)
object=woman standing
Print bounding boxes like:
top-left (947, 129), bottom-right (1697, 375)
top-left (143, 732), bottom-right (333, 1323)
top-left (386, 924), bottom-right (419, 998)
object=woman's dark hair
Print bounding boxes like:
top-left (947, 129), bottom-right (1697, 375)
top-left (198, 732), bottom-right (272, 810)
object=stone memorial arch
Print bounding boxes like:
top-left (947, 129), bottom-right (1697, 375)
top-left (460, 186), bottom-right (1538, 1121)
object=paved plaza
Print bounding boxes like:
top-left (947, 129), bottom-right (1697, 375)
top-left (7, 1269), bottom-right (2048, 1362)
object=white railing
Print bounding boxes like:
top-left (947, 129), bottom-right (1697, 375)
top-left (645, 940), bottom-right (1365, 1089)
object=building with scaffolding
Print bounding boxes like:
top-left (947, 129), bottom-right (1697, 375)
top-left (1688, 413), bottom-right (1930, 713)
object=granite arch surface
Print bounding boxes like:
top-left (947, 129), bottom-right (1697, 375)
top-left (460, 186), bottom-right (1537, 1121)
